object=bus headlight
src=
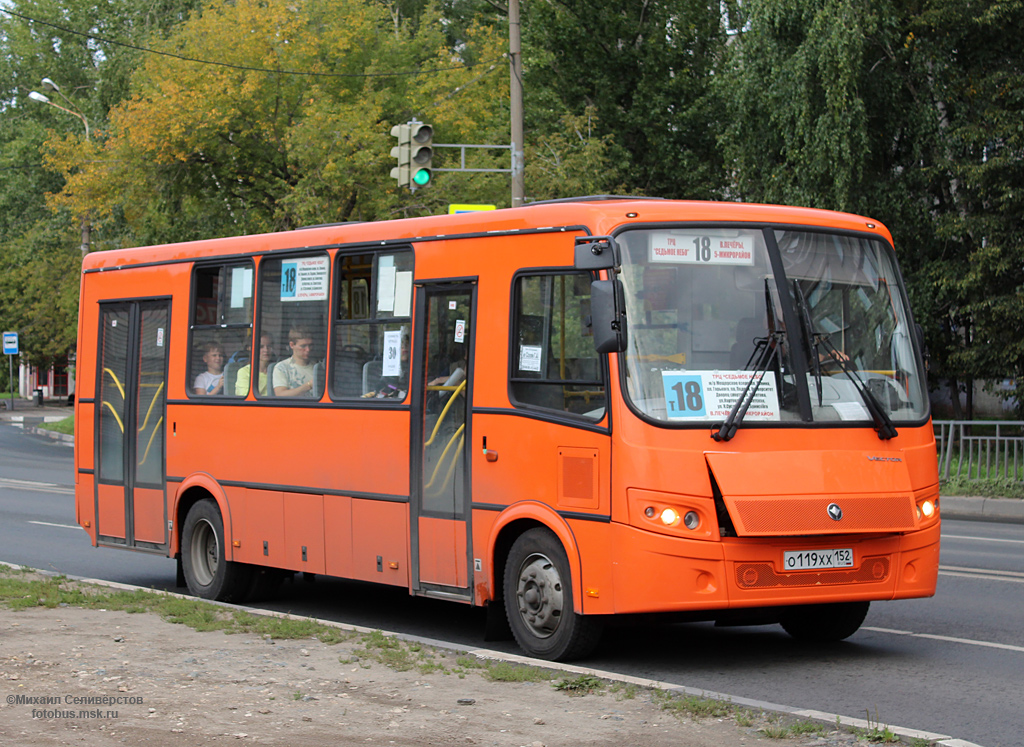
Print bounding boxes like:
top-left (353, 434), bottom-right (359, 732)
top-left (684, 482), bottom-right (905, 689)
top-left (683, 511), bottom-right (700, 530)
top-left (660, 508), bottom-right (680, 526)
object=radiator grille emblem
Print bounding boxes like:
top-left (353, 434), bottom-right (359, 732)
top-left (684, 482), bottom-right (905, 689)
top-left (827, 503), bottom-right (843, 521)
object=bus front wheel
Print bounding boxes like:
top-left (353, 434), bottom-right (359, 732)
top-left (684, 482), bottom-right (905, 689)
top-left (780, 601), bottom-right (870, 642)
top-left (181, 499), bottom-right (252, 603)
top-left (503, 528), bottom-right (602, 661)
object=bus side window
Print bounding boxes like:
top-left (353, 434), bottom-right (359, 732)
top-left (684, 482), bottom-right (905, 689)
top-left (331, 251), bottom-right (413, 400)
top-left (510, 272), bottom-right (606, 420)
top-left (189, 263), bottom-right (254, 397)
top-left (257, 254), bottom-right (330, 399)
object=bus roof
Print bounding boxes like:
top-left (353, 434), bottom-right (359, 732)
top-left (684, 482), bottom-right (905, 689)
top-left (81, 197), bottom-right (894, 271)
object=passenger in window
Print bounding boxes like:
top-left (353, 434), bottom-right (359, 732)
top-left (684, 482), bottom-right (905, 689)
top-left (274, 326), bottom-right (319, 397)
top-left (193, 341), bottom-right (226, 395)
top-left (235, 333), bottom-right (274, 396)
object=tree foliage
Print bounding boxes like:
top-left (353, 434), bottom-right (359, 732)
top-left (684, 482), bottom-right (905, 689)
top-left (4, 0), bottom-right (1024, 413)
top-left (717, 0), bottom-right (1024, 416)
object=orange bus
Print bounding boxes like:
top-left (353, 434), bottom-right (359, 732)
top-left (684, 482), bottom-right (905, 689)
top-left (73, 197), bottom-right (940, 660)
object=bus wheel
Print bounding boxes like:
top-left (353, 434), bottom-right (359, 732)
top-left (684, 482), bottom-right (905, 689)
top-left (780, 601), bottom-right (870, 642)
top-left (181, 499), bottom-right (252, 603)
top-left (503, 528), bottom-right (602, 661)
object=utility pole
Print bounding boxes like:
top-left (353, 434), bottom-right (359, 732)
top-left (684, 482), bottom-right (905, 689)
top-left (509, 0), bottom-right (525, 207)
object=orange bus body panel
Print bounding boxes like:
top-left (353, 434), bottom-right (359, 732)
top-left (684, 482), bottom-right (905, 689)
top-left (73, 198), bottom-right (938, 637)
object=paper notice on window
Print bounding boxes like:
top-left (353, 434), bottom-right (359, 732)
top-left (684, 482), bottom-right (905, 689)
top-left (393, 271), bottom-right (412, 317)
top-left (377, 255), bottom-right (396, 313)
top-left (280, 257), bottom-right (328, 302)
top-left (660, 370), bottom-right (780, 421)
top-left (230, 266), bottom-right (252, 308)
top-left (382, 329), bottom-right (402, 377)
top-left (649, 233), bottom-right (756, 266)
top-left (519, 345), bottom-right (542, 372)
top-left (832, 401), bottom-right (871, 421)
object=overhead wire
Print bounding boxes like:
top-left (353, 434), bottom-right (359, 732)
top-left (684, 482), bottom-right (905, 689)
top-left (0, 8), bottom-right (500, 79)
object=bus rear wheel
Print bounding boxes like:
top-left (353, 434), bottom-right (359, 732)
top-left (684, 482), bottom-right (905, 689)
top-left (181, 498), bottom-right (252, 603)
top-left (503, 528), bottom-right (602, 661)
top-left (780, 601), bottom-right (870, 642)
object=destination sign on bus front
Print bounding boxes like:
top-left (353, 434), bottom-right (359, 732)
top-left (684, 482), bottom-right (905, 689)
top-left (661, 370), bottom-right (780, 421)
top-left (649, 232), bottom-right (756, 266)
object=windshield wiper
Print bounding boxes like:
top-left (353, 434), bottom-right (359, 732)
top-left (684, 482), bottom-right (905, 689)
top-left (815, 333), bottom-right (899, 440)
top-left (713, 332), bottom-right (783, 442)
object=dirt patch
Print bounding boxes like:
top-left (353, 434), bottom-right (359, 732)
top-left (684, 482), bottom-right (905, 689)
top-left (1, 604), bottom-right (868, 746)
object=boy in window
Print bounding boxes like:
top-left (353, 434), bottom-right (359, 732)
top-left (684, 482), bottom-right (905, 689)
top-left (193, 341), bottom-right (226, 395)
top-left (274, 326), bottom-right (318, 397)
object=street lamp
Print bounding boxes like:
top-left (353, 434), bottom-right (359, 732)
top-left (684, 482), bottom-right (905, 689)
top-left (28, 78), bottom-right (91, 254)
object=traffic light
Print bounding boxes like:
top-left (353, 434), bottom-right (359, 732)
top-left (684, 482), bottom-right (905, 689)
top-left (390, 123), bottom-right (411, 187)
top-left (409, 122), bottom-right (433, 187)
top-left (390, 121), bottom-right (433, 189)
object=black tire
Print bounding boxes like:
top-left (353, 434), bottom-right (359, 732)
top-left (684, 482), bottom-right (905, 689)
top-left (503, 528), bottom-right (603, 661)
top-left (780, 601), bottom-right (870, 642)
top-left (181, 499), bottom-right (252, 603)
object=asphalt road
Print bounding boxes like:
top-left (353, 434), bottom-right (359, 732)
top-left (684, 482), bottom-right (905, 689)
top-left (1, 422), bottom-right (1021, 746)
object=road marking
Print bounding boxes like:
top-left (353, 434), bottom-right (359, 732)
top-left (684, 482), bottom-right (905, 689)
top-left (939, 565), bottom-right (1024, 583)
top-left (943, 533), bottom-right (1024, 545)
top-left (27, 520), bottom-right (81, 530)
top-left (864, 626), bottom-right (1024, 654)
top-left (0, 477), bottom-right (73, 495)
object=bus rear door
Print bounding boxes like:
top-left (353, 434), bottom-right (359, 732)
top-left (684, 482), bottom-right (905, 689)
top-left (94, 300), bottom-right (170, 551)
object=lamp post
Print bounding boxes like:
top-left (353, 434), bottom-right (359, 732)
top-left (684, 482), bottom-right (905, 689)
top-left (28, 78), bottom-right (91, 254)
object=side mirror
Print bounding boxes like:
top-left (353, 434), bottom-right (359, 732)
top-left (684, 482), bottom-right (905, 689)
top-left (574, 236), bottom-right (618, 271)
top-left (591, 279), bottom-right (627, 353)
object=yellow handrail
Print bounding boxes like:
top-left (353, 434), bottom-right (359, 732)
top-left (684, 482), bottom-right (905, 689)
top-left (102, 400), bottom-right (125, 434)
top-left (424, 426), bottom-right (465, 494)
top-left (424, 379), bottom-right (467, 448)
top-left (103, 368), bottom-right (125, 399)
top-left (137, 381), bottom-right (165, 434)
top-left (139, 416), bottom-right (164, 467)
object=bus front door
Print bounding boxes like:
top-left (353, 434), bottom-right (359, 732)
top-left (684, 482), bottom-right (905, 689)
top-left (411, 284), bottom-right (474, 598)
top-left (95, 300), bottom-right (170, 551)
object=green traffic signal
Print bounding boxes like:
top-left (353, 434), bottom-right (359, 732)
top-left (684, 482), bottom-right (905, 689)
top-left (390, 121), bottom-right (433, 189)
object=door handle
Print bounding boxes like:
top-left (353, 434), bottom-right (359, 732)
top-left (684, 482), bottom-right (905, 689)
top-left (482, 436), bottom-right (498, 462)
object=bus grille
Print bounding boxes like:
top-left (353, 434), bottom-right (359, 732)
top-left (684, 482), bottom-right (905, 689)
top-left (735, 556), bottom-right (890, 589)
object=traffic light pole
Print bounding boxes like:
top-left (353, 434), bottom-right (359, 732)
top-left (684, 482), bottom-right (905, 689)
top-left (509, 0), bottom-right (525, 206)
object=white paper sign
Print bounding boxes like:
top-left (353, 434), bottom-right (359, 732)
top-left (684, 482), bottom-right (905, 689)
top-left (454, 319), bottom-right (466, 344)
top-left (661, 370), bottom-right (780, 421)
top-left (281, 257), bottom-right (329, 302)
top-left (519, 345), bottom-right (542, 372)
top-left (382, 330), bottom-right (402, 377)
top-left (650, 233), bottom-right (756, 266)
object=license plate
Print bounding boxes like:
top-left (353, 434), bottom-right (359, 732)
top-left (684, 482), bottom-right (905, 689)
top-left (783, 548), bottom-right (854, 571)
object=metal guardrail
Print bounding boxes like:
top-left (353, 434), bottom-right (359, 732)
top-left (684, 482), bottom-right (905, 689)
top-left (934, 420), bottom-right (1024, 482)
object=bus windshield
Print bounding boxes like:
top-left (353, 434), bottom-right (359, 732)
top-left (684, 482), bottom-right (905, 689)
top-left (617, 226), bottom-right (928, 427)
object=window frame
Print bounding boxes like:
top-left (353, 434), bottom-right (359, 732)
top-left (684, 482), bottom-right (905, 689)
top-left (507, 267), bottom-right (607, 422)
top-left (187, 260), bottom-right (255, 399)
top-left (329, 247), bottom-right (415, 402)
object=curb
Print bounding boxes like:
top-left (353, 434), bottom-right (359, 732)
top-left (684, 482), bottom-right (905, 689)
top-left (940, 495), bottom-right (1024, 524)
top-left (0, 560), bottom-right (986, 747)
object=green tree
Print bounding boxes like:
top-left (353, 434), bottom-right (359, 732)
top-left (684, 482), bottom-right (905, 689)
top-left (0, 0), bottom-right (202, 369)
top-left (523, 0), bottom-right (729, 199)
top-left (718, 0), bottom-right (1024, 417)
top-left (43, 0), bottom-right (517, 239)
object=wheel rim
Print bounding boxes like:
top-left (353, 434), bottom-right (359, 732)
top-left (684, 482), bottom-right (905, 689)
top-left (189, 518), bottom-right (218, 587)
top-left (514, 552), bottom-right (564, 639)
